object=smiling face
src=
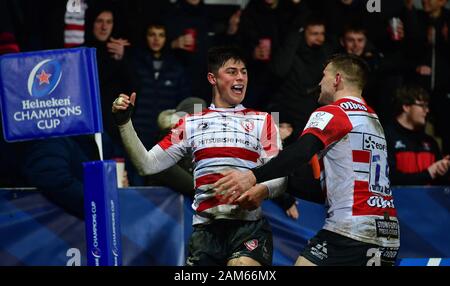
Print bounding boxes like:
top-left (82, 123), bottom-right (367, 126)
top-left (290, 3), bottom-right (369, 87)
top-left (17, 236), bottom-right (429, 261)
top-left (208, 59), bottom-right (248, 108)
top-left (342, 31), bottom-right (367, 56)
top-left (305, 25), bottom-right (326, 48)
top-left (93, 11), bottom-right (113, 42)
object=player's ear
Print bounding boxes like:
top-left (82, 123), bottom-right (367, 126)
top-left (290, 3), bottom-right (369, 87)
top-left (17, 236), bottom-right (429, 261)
top-left (207, 72), bottom-right (216, 85)
top-left (334, 73), bottom-right (342, 87)
top-left (402, 104), bottom-right (410, 113)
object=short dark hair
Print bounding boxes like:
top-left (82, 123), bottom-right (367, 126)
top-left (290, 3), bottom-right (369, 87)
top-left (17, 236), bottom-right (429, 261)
top-left (304, 14), bottom-right (326, 29)
top-left (207, 46), bottom-right (246, 74)
top-left (327, 54), bottom-right (369, 90)
top-left (342, 25), bottom-right (367, 38)
top-left (146, 22), bottom-right (166, 32)
top-left (393, 85), bottom-right (429, 116)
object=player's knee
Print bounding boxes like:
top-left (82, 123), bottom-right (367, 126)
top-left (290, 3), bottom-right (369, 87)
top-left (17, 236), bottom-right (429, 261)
top-left (294, 256), bottom-right (317, 266)
top-left (227, 256), bottom-right (262, 266)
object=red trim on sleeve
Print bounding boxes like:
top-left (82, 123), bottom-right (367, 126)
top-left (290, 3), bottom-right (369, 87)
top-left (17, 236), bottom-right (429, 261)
top-left (301, 105), bottom-right (353, 148)
top-left (260, 114), bottom-right (279, 157)
top-left (158, 117), bottom-right (185, 150)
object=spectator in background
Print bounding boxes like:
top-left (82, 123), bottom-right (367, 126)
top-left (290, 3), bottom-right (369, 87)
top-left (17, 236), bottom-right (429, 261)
top-left (338, 26), bottom-right (387, 120)
top-left (268, 15), bottom-right (336, 135)
top-left (237, 0), bottom-right (310, 109)
top-left (29, 0), bottom-right (90, 50)
top-left (129, 22), bottom-right (191, 150)
top-left (385, 85), bottom-right (450, 185)
top-left (163, 0), bottom-right (211, 101)
top-left (116, 0), bottom-right (173, 47)
top-left (84, 5), bottom-right (131, 150)
top-left (407, 0), bottom-right (450, 154)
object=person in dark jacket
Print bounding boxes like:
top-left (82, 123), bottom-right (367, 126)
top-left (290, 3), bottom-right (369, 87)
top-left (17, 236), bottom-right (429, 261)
top-left (268, 15), bottom-right (336, 133)
top-left (236, 0), bottom-right (310, 109)
top-left (405, 0), bottom-right (450, 155)
top-left (19, 134), bottom-right (127, 219)
top-left (129, 22), bottom-right (192, 149)
top-left (163, 0), bottom-right (211, 101)
top-left (84, 5), bottom-right (132, 148)
top-left (385, 85), bottom-right (450, 185)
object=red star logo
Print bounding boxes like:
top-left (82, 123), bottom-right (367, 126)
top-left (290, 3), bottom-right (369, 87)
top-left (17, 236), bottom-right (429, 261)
top-left (36, 69), bottom-right (52, 85)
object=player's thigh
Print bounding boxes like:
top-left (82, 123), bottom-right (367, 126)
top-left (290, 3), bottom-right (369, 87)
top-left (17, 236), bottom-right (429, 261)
top-left (294, 256), bottom-right (317, 266)
top-left (227, 256), bottom-right (262, 266)
top-left (228, 218), bottom-right (273, 266)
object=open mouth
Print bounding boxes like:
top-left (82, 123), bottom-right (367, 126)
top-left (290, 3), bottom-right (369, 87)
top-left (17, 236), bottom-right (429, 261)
top-left (231, 84), bottom-right (244, 95)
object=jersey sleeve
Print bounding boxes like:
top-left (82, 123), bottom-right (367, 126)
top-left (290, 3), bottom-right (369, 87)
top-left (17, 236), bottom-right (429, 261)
top-left (158, 116), bottom-right (188, 162)
top-left (260, 113), bottom-right (282, 159)
top-left (301, 105), bottom-right (353, 148)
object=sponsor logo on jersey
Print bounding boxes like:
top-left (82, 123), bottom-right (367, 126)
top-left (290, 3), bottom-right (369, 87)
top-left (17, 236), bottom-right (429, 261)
top-left (363, 134), bottom-right (387, 152)
top-left (244, 239), bottom-right (259, 251)
top-left (340, 101), bottom-right (368, 111)
top-left (367, 196), bottom-right (395, 209)
top-left (197, 122), bottom-right (209, 130)
top-left (304, 111), bottom-right (334, 131)
top-left (240, 119), bottom-right (255, 132)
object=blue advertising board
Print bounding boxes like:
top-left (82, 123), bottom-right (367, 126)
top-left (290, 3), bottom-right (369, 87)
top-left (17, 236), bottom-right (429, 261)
top-left (83, 160), bottom-right (122, 266)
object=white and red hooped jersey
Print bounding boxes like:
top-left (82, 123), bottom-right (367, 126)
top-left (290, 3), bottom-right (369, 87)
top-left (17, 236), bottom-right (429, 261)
top-left (302, 96), bottom-right (399, 248)
top-left (158, 104), bottom-right (281, 225)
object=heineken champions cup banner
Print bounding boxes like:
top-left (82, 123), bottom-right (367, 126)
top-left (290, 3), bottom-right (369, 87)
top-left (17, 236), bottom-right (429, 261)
top-left (0, 47), bottom-right (103, 142)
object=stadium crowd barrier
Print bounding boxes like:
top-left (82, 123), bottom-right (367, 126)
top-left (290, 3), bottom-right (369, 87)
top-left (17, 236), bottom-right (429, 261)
top-left (0, 186), bottom-right (449, 266)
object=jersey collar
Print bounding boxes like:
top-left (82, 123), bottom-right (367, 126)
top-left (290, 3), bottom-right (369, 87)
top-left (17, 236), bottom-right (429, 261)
top-left (341, 96), bottom-right (366, 104)
top-left (209, 103), bottom-right (246, 112)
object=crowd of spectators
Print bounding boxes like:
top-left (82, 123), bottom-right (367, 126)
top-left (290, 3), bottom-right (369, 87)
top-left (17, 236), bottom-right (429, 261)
top-left (1, 0), bottom-right (449, 190)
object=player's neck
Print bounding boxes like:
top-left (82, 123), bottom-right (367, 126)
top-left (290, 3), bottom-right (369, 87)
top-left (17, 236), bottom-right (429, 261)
top-left (334, 89), bottom-right (362, 102)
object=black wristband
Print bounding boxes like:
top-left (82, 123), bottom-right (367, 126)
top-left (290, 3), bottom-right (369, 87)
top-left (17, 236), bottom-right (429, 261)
top-left (113, 104), bottom-right (134, 126)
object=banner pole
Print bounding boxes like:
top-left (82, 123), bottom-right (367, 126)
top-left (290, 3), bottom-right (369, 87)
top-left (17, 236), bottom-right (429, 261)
top-left (94, 132), bottom-right (103, 160)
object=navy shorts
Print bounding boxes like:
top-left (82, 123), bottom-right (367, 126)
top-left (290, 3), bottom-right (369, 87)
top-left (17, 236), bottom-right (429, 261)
top-left (186, 218), bottom-right (273, 266)
top-left (301, 229), bottom-right (399, 266)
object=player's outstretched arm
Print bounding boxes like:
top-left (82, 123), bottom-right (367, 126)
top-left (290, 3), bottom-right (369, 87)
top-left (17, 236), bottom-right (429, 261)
top-left (112, 93), bottom-right (177, 176)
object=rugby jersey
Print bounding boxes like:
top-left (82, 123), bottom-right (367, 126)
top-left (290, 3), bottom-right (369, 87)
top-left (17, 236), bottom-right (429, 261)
top-left (302, 96), bottom-right (400, 248)
top-left (120, 104), bottom-right (283, 225)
